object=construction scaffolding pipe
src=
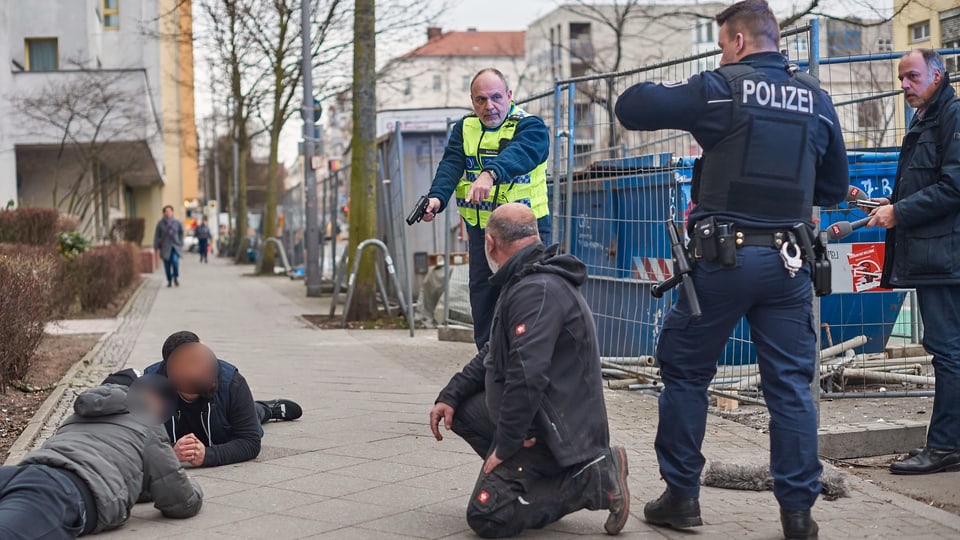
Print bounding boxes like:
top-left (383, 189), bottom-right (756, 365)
top-left (819, 336), bottom-right (868, 359)
top-left (839, 368), bottom-right (935, 386)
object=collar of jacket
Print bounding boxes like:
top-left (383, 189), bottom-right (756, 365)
top-left (489, 242), bottom-right (554, 288)
top-left (912, 72), bottom-right (956, 128)
top-left (732, 51), bottom-right (791, 71)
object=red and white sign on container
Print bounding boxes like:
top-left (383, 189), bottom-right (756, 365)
top-left (827, 242), bottom-right (889, 294)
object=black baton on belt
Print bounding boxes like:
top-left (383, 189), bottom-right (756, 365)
top-left (651, 220), bottom-right (702, 319)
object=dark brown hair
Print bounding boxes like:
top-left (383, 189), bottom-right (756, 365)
top-left (715, 0), bottom-right (779, 47)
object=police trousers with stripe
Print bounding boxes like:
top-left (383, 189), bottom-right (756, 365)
top-left (654, 246), bottom-right (822, 511)
top-left (453, 393), bottom-right (608, 538)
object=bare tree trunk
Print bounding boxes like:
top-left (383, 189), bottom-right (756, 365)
top-left (346, 0), bottom-right (378, 320)
top-left (260, 121), bottom-right (281, 273)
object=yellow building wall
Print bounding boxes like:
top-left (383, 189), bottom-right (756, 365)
top-left (133, 184), bottom-right (163, 243)
top-left (157, 0), bottom-right (199, 220)
top-left (892, 0), bottom-right (952, 51)
top-left (178, 0), bottom-right (199, 203)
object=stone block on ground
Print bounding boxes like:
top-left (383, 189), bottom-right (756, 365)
top-left (818, 420), bottom-right (927, 459)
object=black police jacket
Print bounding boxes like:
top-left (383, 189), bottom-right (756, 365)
top-left (881, 75), bottom-right (960, 288)
top-left (435, 243), bottom-right (610, 467)
top-left (615, 51), bottom-right (849, 230)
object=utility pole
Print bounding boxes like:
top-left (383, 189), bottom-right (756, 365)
top-left (301, 0), bottom-right (322, 296)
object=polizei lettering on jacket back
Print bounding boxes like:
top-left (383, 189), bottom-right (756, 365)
top-left (741, 80), bottom-right (813, 114)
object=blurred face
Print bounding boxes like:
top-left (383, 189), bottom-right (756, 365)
top-left (899, 52), bottom-right (942, 110)
top-left (129, 386), bottom-right (169, 423)
top-left (717, 24), bottom-right (744, 66)
top-left (166, 343), bottom-right (218, 400)
top-left (163, 207), bottom-right (173, 218)
top-left (471, 72), bottom-right (513, 129)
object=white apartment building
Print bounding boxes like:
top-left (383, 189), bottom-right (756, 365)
top-left (0, 0), bottom-right (198, 236)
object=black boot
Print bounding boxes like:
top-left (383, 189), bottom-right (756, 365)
top-left (643, 487), bottom-right (702, 529)
top-left (781, 509), bottom-right (818, 539)
top-left (890, 448), bottom-right (960, 475)
top-left (603, 446), bottom-right (630, 535)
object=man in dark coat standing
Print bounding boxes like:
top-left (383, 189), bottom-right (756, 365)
top-left (429, 203), bottom-right (630, 538)
top-left (871, 49), bottom-right (960, 475)
top-left (154, 205), bottom-right (184, 287)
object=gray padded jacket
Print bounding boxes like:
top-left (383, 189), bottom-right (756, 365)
top-left (20, 384), bottom-right (203, 533)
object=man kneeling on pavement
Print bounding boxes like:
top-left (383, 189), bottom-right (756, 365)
top-left (429, 203), bottom-right (630, 538)
top-left (0, 369), bottom-right (203, 538)
top-left (145, 331), bottom-right (303, 467)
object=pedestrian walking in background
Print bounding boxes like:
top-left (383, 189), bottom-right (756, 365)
top-left (154, 205), bottom-right (184, 287)
top-left (196, 218), bottom-right (211, 263)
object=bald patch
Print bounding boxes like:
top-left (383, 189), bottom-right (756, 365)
top-left (487, 203), bottom-right (538, 244)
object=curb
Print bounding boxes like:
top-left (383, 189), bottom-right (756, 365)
top-left (2, 279), bottom-right (149, 466)
top-left (848, 470), bottom-right (960, 532)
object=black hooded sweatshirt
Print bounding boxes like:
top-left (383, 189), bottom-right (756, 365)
top-left (436, 243), bottom-right (610, 467)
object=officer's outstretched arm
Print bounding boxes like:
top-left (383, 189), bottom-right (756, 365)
top-left (615, 76), bottom-right (706, 132)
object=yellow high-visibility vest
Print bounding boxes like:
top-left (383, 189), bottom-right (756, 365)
top-left (455, 105), bottom-right (549, 228)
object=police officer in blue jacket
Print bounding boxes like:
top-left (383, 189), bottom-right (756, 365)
top-left (615, 1), bottom-right (847, 538)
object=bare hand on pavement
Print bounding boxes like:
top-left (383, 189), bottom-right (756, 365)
top-left (429, 402), bottom-right (455, 441)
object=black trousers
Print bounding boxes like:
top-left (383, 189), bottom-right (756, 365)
top-left (0, 465), bottom-right (89, 539)
top-left (452, 393), bottom-right (609, 538)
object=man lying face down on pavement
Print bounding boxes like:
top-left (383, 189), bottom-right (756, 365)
top-left (0, 369), bottom-right (203, 539)
top-left (144, 331), bottom-right (303, 467)
top-left (429, 203), bottom-right (630, 538)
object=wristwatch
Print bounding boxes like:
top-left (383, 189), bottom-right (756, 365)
top-left (483, 169), bottom-right (498, 183)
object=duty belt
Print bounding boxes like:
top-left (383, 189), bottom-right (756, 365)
top-left (733, 228), bottom-right (791, 249)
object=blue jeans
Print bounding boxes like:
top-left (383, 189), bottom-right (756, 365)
top-left (163, 250), bottom-right (180, 284)
top-left (915, 286), bottom-right (960, 451)
top-left (0, 465), bottom-right (87, 539)
top-left (654, 247), bottom-right (821, 511)
top-left (466, 216), bottom-right (552, 350)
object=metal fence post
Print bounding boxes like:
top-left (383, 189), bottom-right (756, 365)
top-left (552, 82), bottom-right (563, 241)
top-left (564, 81), bottom-right (576, 254)
top-left (443, 118), bottom-right (453, 328)
top-left (394, 122), bottom-right (415, 337)
top-left (808, 19), bottom-right (822, 424)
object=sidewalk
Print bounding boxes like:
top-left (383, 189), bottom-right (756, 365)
top-left (52, 255), bottom-right (960, 539)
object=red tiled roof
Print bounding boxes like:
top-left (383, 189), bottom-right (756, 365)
top-left (404, 31), bottom-right (525, 58)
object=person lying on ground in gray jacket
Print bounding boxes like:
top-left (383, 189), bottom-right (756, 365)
top-left (0, 369), bottom-right (203, 539)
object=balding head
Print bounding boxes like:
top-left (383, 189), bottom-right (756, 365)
top-left (484, 203), bottom-right (540, 273)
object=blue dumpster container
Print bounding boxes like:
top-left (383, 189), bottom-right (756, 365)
top-left (566, 151), bottom-right (906, 362)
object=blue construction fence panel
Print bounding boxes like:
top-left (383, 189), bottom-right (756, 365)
top-left (556, 151), bottom-right (905, 363)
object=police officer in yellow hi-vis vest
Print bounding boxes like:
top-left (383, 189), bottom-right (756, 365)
top-left (420, 68), bottom-right (551, 350)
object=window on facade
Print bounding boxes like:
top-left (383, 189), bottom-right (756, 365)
top-left (462, 75), bottom-right (471, 92)
top-left (103, 0), bottom-right (119, 30)
top-left (945, 40), bottom-right (960, 74)
top-left (25, 38), bottom-right (58, 72)
top-left (433, 74), bottom-right (442, 92)
top-left (910, 21), bottom-right (930, 43)
top-left (876, 38), bottom-right (892, 52)
top-left (403, 78), bottom-right (412, 96)
top-left (696, 20), bottom-right (714, 44)
top-left (857, 100), bottom-right (881, 130)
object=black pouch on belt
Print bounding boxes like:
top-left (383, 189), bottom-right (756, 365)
top-left (717, 223), bottom-right (737, 268)
top-left (693, 217), bottom-right (718, 262)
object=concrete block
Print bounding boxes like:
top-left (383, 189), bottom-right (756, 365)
top-left (438, 325), bottom-right (473, 344)
top-left (818, 420), bottom-right (927, 459)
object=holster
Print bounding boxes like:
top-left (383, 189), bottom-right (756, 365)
top-left (812, 230), bottom-right (832, 296)
top-left (692, 217), bottom-right (736, 268)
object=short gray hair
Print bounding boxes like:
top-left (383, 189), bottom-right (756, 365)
top-left (486, 213), bottom-right (538, 244)
top-left (907, 49), bottom-right (946, 78)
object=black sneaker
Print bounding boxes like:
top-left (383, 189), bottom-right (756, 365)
top-left (263, 399), bottom-right (302, 421)
top-left (781, 509), bottom-right (818, 539)
top-left (174, 278), bottom-right (179, 287)
top-left (643, 488), bottom-right (702, 529)
top-left (167, 282), bottom-right (172, 288)
top-left (604, 446), bottom-right (630, 535)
